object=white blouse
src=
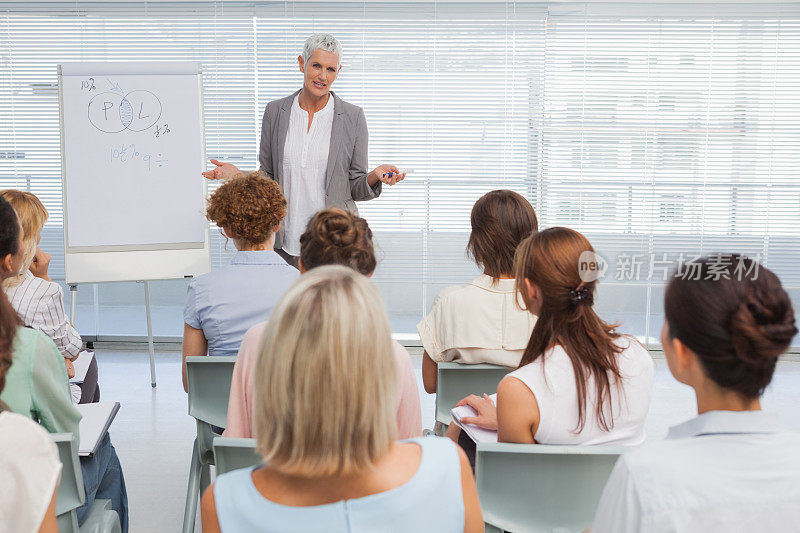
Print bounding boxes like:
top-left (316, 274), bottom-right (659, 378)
top-left (417, 275), bottom-right (536, 368)
top-left (507, 336), bottom-right (653, 445)
top-left (594, 411), bottom-right (800, 533)
top-left (0, 411), bottom-right (62, 533)
top-left (280, 94), bottom-right (335, 256)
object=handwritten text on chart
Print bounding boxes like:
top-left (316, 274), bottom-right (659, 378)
top-left (109, 144), bottom-right (168, 171)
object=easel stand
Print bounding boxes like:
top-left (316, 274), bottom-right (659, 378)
top-left (70, 282), bottom-right (157, 388)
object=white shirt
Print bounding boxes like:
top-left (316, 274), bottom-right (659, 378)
top-left (5, 271), bottom-right (82, 359)
top-left (417, 275), bottom-right (536, 368)
top-left (0, 411), bottom-right (62, 533)
top-left (507, 336), bottom-right (653, 445)
top-left (593, 411), bottom-right (800, 533)
top-left (281, 94), bottom-right (335, 256)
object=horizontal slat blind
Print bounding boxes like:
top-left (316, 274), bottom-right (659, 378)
top-left (0, 2), bottom-right (797, 346)
top-left (538, 9), bottom-right (800, 343)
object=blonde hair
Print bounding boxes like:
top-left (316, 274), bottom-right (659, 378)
top-left (252, 265), bottom-right (398, 477)
top-left (0, 190), bottom-right (48, 288)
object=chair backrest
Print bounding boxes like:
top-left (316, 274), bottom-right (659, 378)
top-left (435, 362), bottom-right (509, 425)
top-left (213, 437), bottom-right (261, 476)
top-left (475, 442), bottom-right (624, 533)
top-left (186, 356), bottom-right (237, 428)
top-left (52, 432), bottom-right (85, 531)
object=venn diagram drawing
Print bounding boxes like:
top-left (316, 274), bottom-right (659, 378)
top-left (88, 90), bottom-right (162, 133)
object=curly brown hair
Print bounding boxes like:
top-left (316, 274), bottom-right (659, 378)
top-left (299, 209), bottom-right (376, 275)
top-left (206, 172), bottom-right (286, 248)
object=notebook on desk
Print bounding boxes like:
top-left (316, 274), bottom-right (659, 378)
top-left (450, 394), bottom-right (499, 444)
top-left (69, 351), bottom-right (94, 384)
top-left (76, 402), bottom-right (120, 457)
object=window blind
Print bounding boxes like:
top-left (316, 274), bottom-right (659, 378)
top-left (0, 2), bottom-right (797, 348)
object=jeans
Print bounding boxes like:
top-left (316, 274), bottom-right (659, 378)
top-left (78, 433), bottom-right (129, 533)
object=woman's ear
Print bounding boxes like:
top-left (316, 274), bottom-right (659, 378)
top-left (669, 336), bottom-right (699, 386)
top-left (297, 55), bottom-right (305, 73)
top-left (0, 254), bottom-right (13, 278)
top-left (524, 278), bottom-right (539, 303)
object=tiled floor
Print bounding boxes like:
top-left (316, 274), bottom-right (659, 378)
top-left (96, 347), bottom-right (800, 533)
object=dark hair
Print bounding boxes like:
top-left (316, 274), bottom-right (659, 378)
top-left (467, 190), bottom-right (538, 279)
top-left (0, 196), bottom-right (19, 259)
top-left (665, 254), bottom-right (797, 398)
top-left (0, 197), bottom-right (21, 394)
top-left (515, 227), bottom-right (623, 432)
top-left (206, 171), bottom-right (286, 247)
top-left (299, 209), bottom-right (376, 276)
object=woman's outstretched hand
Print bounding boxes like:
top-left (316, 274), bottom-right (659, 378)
top-left (369, 164), bottom-right (406, 186)
top-left (456, 394), bottom-right (498, 430)
top-left (202, 159), bottom-right (241, 181)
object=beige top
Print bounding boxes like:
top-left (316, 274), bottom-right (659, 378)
top-left (417, 275), bottom-right (536, 368)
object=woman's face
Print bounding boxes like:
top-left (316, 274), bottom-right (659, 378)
top-left (299, 49), bottom-right (341, 99)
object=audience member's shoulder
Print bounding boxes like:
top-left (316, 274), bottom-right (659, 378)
top-left (15, 274), bottom-right (61, 297)
top-left (0, 411), bottom-right (56, 456)
top-left (615, 335), bottom-right (654, 368)
top-left (13, 325), bottom-right (48, 349)
top-left (242, 321), bottom-right (269, 346)
top-left (431, 281), bottom-right (480, 308)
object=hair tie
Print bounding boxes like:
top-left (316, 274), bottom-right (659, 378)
top-left (569, 286), bottom-right (593, 307)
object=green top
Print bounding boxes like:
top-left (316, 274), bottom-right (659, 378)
top-left (0, 327), bottom-right (81, 437)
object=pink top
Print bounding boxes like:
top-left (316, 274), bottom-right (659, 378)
top-left (224, 321), bottom-right (422, 440)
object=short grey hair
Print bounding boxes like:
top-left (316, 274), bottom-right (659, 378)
top-left (302, 33), bottom-right (342, 66)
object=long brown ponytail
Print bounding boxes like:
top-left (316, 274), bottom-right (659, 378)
top-left (514, 227), bottom-right (623, 432)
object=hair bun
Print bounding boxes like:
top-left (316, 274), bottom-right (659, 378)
top-left (730, 286), bottom-right (798, 367)
top-left (318, 213), bottom-right (360, 247)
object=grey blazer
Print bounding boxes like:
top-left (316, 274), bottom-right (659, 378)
top-left (259, 89), bottom-right (382, 250)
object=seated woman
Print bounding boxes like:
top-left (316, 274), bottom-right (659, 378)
top-left (225, 208), bottom-right (422, 439)
top-left (0, 197), bottom-right (128, 532)
top-left (418, 190), bottom-right (538, 393)
top-left (1, 189), bottom-right (98, 404)
top-left (202, 266), bottom-right (482, 533)
top-left (0, 268), bottom-right (59, 533)
top-left (453, 227), bottom-right (654, 446)
top-left (182, 171), bottom-right (299, 391)
top-left (593, 255), bottom-right (799, 532)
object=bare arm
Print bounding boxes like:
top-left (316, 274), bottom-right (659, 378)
top-left (458, 446), bottom-right (484, 533)
top-left (422, 351), bottom-right (438, 393)
top-left (37, 486), bottom-right (58, 533)
top-left (182, 323), bottom-right (208, 393)
top-left (200, 484), bottom-right (222, 533)
top-left (496, 376), bottom-right (539, 444)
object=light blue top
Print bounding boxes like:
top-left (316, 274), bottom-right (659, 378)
top-left (213, 436), bottom-right (465, 532)
top-left (183, 251), bottom-right (299, 356)
top-left (594, 410), bottom-right (800, 533)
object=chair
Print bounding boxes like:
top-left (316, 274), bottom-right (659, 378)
top-left (435, 362), bottom-right (509, 428)
top-left (52, 433), bottom-right (121, 533)
top-left (182, 356), bottom-right (237, 533)
top-left (213, 437), bottom-right (261, 475)
top-left (475, 442), bottom-right (624, 533)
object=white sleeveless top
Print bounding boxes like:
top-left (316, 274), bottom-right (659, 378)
top-left (214, 437), bottom-right (465, 532)
top-left (507, 336), bottom-right (654, 445)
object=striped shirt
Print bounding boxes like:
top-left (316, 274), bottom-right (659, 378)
top-left (5, 271), bottom-right (82, 359)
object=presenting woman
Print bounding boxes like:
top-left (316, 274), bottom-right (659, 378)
top-left (203, 33), bottom-right (404, 266)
